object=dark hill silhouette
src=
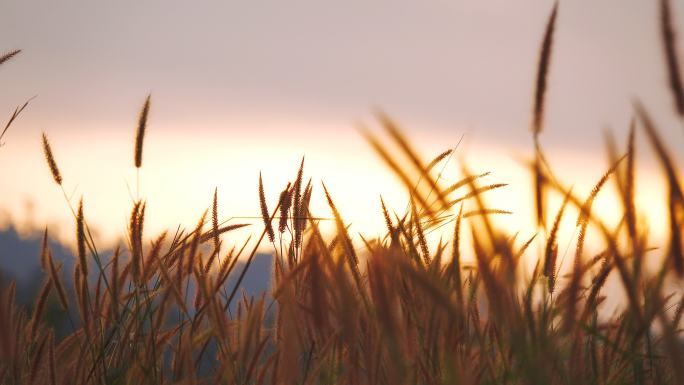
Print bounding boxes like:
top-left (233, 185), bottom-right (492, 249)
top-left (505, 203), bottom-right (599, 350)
top-left (0, 225), bottom-right (274, 309)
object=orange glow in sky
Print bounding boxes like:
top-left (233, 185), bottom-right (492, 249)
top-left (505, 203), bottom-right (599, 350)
top-left (1, 0), bottom-right (682, 262)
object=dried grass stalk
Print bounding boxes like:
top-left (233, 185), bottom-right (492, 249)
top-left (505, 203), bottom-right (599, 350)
top-left (47, 255), bottom-right (68, 310)
top-left (42, 133), bottom-right (62, 185)
top-left (532, 2), bottom-right (559, 136)
top-left (134, 94), bottom-right (151, 168)
top-left (29, 279), bottom-right (52, 341)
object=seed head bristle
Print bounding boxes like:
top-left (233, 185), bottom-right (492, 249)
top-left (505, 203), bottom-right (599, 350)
top-left (134, 94), bottom-right (151, 168)
top-left (0, 49), bottom-right (21, 67)
top-left (129, 201), bottom-right (143, 282)
top-left (444, 172), bottom-right (490, 196)
top-left (188, 210), bottom-right (207, 276)
top-left (411, 201), bottom-right (431, 266)
top-left (515, 233), bottom-right (537, 261)
top-left (76, 198), bottom-right (87, 277)
top-left (426, 149), bottom-right (453, 172)
top-left (533, 153), bottom-right (547, 228)
top-left (40, 227), bottom-right (49, 271)
top-left (42, 133), bottom-right (62, 185)
top-left (450, 183), bottom-right (508, 205)
top-left (462, 209), bottom-right (513, 218)
top-left (278, 182), bottom-right (292, 233)
top-left (259, 173), bottom-right (275, 243)
top-left (543, 188), bottom-right (571, 292)
top-left (300, 180), bottom-right (313, 235)
top-left (380, 196), bottom-right (394, 236)
top-left (293, 157), bottom-right (305, 248)
top-left (212, 187), bottom-right (220, 254)
top-left (532, 1), bottom-right (559, 136)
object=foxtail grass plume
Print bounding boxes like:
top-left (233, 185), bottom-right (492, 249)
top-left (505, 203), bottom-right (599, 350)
top-left (543, 188), bottom-right (571, 293)
top-left (76, 199), bottom-right (87, 277)
top-left (532, 2), bottom-right (558, 136)
top-left (426, 149), bottom-right (453, 172)
top-left (380, 196), bottom-right (394, 236)
top-left (212, 187), bottom-right (220, 254)
top-left (134, 94), bottom-right (151, 168)
top-left (292, 157), bottom-right (305, 248)
top-left (259, 173), bottom-right (275, 242)
top-left (42, 133), bottom-right (62, 185)
top-left (5, 4), bottom-right (684, 384)
top-left (0, 49), bottom-right (20, 67)
top-left (278, 182), bottom-right (292, 233)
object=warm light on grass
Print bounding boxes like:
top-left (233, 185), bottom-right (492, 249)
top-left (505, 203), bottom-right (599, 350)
top-left (2, 2), bottom-right (684, 384)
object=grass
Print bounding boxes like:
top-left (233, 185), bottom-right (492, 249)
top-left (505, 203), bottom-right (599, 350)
top-left (2, 2), bottom-right (684, 384)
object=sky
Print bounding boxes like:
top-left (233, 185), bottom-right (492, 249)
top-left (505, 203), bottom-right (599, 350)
top-left (1, 0), bottom-right (683, 256)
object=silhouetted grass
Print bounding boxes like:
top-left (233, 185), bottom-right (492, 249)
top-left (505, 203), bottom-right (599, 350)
top-left (2, 3), bottom-right (684, 384)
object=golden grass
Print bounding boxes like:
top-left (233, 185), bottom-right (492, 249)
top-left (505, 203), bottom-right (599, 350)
top-left (41, 133), bottom-right (62, 186)
top-left (134, 95), bottom-right (151, 169)
top-left (3, 3), bottom-right (684, 384)
top-left (531, 1), bottom-right (558, 137)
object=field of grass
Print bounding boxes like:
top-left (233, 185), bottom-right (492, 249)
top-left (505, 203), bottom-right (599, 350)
top-left (2, 1), bottom-right (684, 384)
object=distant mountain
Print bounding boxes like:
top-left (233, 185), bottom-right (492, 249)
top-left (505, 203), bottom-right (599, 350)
top-left (0, 226), bottom-right (75, 304)
top-left (226, 252), bottom-right (274, 303)
top-left (0, 225), bottom-right (274, 307)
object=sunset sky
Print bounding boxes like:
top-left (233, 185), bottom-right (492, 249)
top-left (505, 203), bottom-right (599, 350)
top-left (1, 0), bottom-right (683, 254)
